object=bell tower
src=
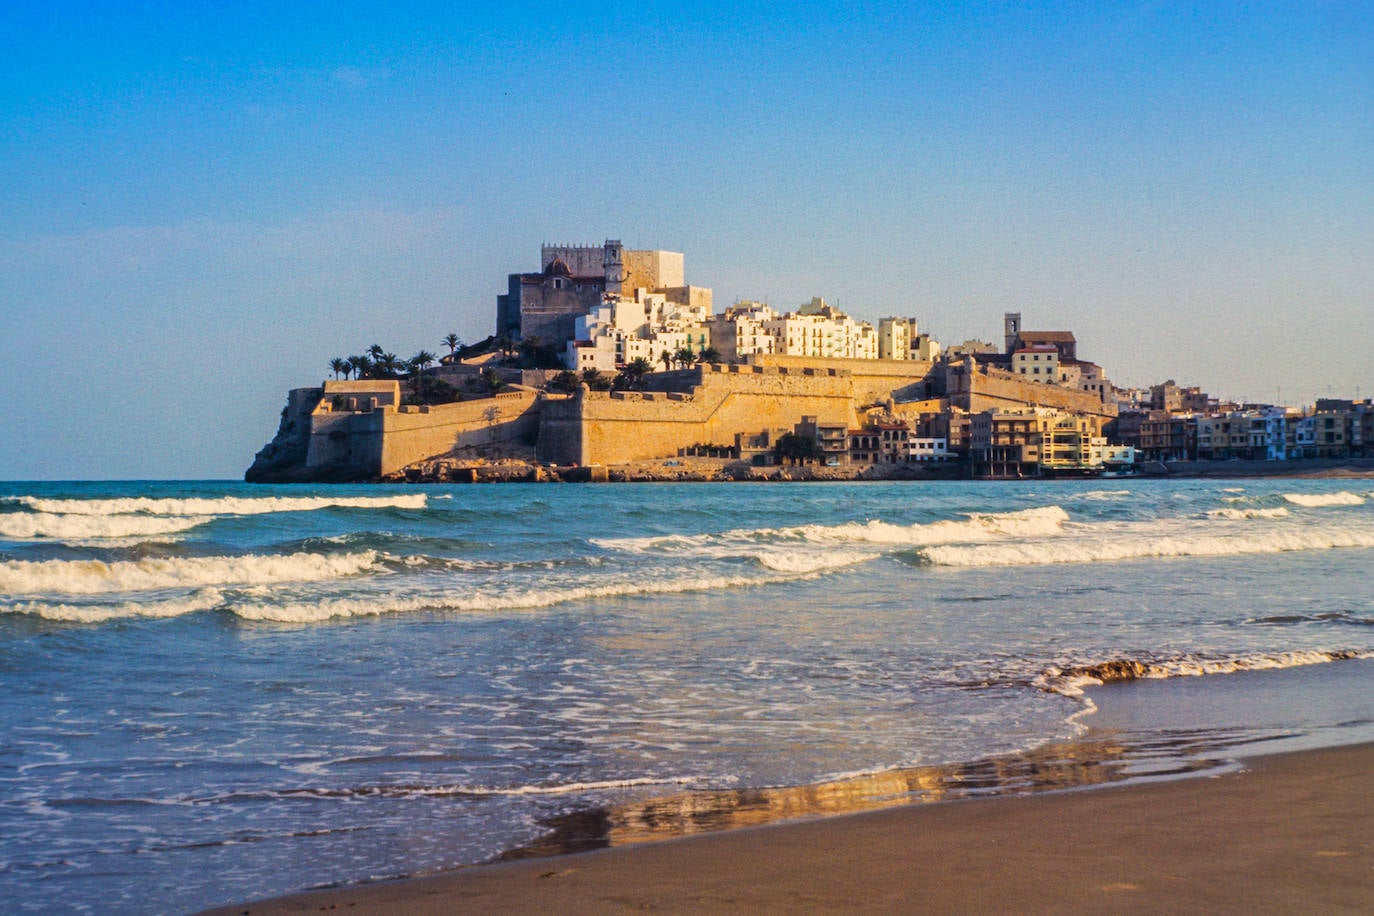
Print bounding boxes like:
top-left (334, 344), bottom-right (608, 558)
top-left (603, 239), bottom-right (626, 298)
top-left (1004, 312), bottom-right (1022, 354)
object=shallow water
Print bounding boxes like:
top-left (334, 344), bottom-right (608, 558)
top-left (1, 478), bottom-right (1372, 912)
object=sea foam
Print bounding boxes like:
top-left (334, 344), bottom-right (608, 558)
top-left (1036, 649), bottom-right (1374, 697)
top-left (0, 513), bottom-right (212, 541)
top-left (3, 589), bottom-right (226, 623)
top-left (0, 551), bottom-right (383, 596)
top-left (1282, 491), bottom-right (1366, 508)
top-left (4, 493), bottom-right (427, 517)
top-left (595, 506), bottom-right (1071, 555)
top-left (227, 569), bottom-right (812, 623)
top-left (922, 521), bottom-right (1374, 567)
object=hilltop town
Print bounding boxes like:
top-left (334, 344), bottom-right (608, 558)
top-left (246, 239), bottom-right (1374, 483)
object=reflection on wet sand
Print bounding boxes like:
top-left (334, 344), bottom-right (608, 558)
top-left (499, 726), bottom-right (1285, 862)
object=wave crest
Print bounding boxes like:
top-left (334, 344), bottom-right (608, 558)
top-left (1036, 649), bottom-right (1373, 697)
top-left (921, 522), bottom-right (1374, 568)
top-left (1282, 492), bottom-right (1365, 508)
top-left (3, 589), bottom-right (226, 623)
top-left (0, 551), bottom-right (383, 596)
top-left (3, 493), bottom-right (427, 517)
top-left (0, 513), bottom-right (211, 541)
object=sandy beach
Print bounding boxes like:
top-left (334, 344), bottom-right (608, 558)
top-left (212, 740), bottom-right (1374, 914)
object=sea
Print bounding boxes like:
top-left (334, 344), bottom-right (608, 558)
top-left (2, 477), bottom-right (1372, 913)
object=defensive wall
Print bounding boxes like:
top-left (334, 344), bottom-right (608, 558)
top-left (537, 362), bottom-right (859, 466)
top-left (751, 354), bottom-right (937, 405)
top-left (305, 385), bottom-right (541, 478)
top-left (948, 361), bottom-right (1116, 419)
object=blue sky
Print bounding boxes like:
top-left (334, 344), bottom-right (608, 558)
top-left (2, 1), bottom-right (1370, 479)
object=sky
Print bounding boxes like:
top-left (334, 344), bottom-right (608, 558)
top-left (1, 1), bottom-right (1370, 479)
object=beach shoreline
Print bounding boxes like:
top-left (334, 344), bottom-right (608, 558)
top-left (209, 740), bottom-right (1374, 914)
top-left (207, 651), bottom-right (1374, 916)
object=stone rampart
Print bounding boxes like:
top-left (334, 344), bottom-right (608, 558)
top-left (302, 390), bottom-right (541, 479)
top-left (379, 391), bottom-right (540, 474)
top-left (752, 354), bottom-right (936, 405)
top-left (537, 363), bottom-right (858, 465)
top-left (947, 362), bottom-right (1115, 418)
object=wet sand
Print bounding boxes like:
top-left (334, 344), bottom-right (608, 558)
top-left (212, 740), bottom-right (1374, 914)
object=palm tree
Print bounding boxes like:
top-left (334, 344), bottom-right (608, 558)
top-left (410, 350), bottom-right (436, 397)
top-left (698, 346), bottom-right (722, 364)
top-left (659, 350), bottom-right (672, 371)
top-left (368, 344), bottom-right (385, 362)
top-left (580, 368), bottom-right (611, 391)
top-left (616, 358), bottom-right (653, 391)
top-left (548, 370), bottom-right (580, 394)
top-left (379, 353), bottom-right (401, 378)
top-left (442, 333), bottom-right (462, 358)
top-left (348, 355), bottom-right (372, 379)
top-left (673, 346), bottom-right (695, 370)
top-left (329, 357), bottom-right (348, 379)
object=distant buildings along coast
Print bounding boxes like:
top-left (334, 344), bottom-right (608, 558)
top-left (245, 238), bottom-right (1374, 483)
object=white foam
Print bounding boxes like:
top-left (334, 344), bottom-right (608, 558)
top-left (0, 551), bottom-right (383, 596)
top-left (596, 506), bottom-right (1071, 554)
top-left (5, 493), bottom-right (427, 517)
top-left (0, 513), bottom-right (212, 541)
top-left (3, 589), bottom-right (225, 623)
top-left (228, 570), bottom-right (799, 623)
top-left (447, 776), bottom-right (699, 797)
top-left (1206, 507), bottom-right (1290, 520)
top-left (1282, 491), bottom-right (1365, 508)
top-left (1037, 649), bottom-right (1374, 697)
top-left (923, 520), bottom-right (1374, 567)
top-left (752, 549), bottom-right (879, 573)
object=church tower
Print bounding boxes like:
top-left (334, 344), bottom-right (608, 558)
top-left (1004, 312), bottom-right (1022, 355)
top-left (602, 239), bottom-right (626, 298)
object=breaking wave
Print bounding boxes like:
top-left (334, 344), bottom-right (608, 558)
top-left (0, 551), bottom-right (383, 596)
top-left (1282, 491), bottom-right (1365, 508)
top-left (227, 570), bottom-right (804, 623)
top-left (0, 513), bottom-right (212, 541)
top-left (1206, 507), bottom-right (1290, 520)
top-left (3, 494), bottom-right (427, 517)
top-left (3, 589), bottom-right (227, 623)
top-left (920, 521), bottom-right (1374, 567)
top-left (595, 506), bottom-right (1071, 555)
top-left (1035, 649), bottom-right (1374, 697)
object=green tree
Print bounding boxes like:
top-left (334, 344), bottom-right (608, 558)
top-left (548, 370), bottom-right (580, 394)
top-left (348, 355), bottom-right (372, 379)
top-left (614, 357), bottom-right (654, 391)
top-left (659, 349), bottom-right (673, 371)
top-left (482, 368), bottom-right (506, 393)
top-left (698, 346), bottom-right (722, 364)
top-left (774, 433), bottom-right (823, 465)
top-left (581, 368), bottom-right (611, 391)
top-left (673, 346), bottom-right (695, 369)
top-left (329, 357), bottom-right (348, 379)
top-left (409, 350), bottom-right (436, 397)
top-left (442, 333), bottom-right (462, 358)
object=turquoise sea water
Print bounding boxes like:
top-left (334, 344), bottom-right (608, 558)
top-left (2, 478), bottom-right (1372, 912)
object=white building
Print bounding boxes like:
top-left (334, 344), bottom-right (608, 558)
top-left (764, 298), bottom-right (878, 360)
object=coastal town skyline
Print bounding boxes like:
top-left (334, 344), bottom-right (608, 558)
top-left (2, 2), bottom-right (1370, 479)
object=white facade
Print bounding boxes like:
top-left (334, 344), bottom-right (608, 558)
top-left (907, 437), bottom-right (951, 461)
top-left (764, 302), bottom-right (878, 360)
top-left (1013, 345), bottom-right (1060, 381)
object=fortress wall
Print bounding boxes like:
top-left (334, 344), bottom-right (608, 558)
top-left (305, 409), bottom-right (385, 474)
top-left (967, 366), bottom-right (1116, 418)
top-left (538, 365), bottom-right (858, 465)
top-left (379, 391), bottom-right (541, 475)
top-left (751, 354), bottom-right (935, 405)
